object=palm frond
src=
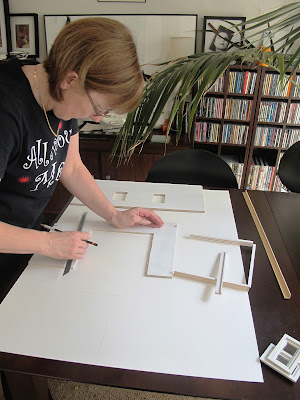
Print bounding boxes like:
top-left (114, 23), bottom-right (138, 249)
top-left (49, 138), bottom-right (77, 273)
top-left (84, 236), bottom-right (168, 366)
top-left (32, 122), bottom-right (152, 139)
top-left (112, 2), bottom-right (300, 162)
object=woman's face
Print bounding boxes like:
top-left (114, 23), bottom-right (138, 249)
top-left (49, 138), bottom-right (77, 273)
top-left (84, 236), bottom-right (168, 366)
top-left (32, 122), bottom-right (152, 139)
top-left (54, 89), bottom-right (110, 122)
top-left (214, 33), bottom-right (230, 51)
top-left (53, 73), bottom-right (111, 122)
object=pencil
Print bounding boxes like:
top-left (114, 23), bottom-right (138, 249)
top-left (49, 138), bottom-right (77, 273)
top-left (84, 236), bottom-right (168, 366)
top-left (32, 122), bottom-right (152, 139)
top-left (40, 224), bottom-right (98, 247)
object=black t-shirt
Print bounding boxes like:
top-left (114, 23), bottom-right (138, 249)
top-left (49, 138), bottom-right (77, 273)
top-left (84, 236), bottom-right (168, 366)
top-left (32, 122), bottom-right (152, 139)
top-left (0, 58), bottom-right (78, 229)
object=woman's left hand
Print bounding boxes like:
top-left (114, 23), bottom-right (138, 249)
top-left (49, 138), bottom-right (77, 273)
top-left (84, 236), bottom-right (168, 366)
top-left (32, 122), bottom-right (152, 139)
top-left (110, 207), bottom-right (164, 229)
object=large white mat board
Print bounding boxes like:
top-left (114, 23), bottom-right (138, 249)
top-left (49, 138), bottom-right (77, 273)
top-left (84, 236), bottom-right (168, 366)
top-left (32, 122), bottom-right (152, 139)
top-left (71, 180), bottom-right (205, 213)
top-left (0, 186), bottom-right (263, 383)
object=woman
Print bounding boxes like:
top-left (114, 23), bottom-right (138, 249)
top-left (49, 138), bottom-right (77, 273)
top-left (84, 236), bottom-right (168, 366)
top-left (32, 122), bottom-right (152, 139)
top-left (0, 18), bottom-right (163, 286)
top-left (209, 25), bottom-right (234, 51)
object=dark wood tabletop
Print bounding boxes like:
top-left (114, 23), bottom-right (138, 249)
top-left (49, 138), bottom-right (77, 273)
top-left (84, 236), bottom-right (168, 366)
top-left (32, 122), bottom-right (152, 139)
top-left (250, 190), bottom-right (300, 282)
top-left (1, 189), bottom-right (300, 400)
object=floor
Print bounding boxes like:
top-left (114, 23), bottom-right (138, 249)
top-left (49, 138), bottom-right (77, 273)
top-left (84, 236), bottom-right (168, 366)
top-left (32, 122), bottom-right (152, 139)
top-left (1, 377), bottom-right (216, 400)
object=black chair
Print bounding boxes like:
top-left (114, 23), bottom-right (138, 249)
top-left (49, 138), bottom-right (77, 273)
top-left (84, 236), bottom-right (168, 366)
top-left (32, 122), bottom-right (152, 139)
top-left (145, 149), bottom-right (238, 189)
top-left (278, 141), bottom-right (300, 193)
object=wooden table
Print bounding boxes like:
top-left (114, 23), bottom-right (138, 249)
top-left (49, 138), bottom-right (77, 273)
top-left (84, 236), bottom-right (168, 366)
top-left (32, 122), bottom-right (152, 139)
top-left (250, 190), bottom-right (300, 282)
top-left (1, 189), bottom-right (300, 400)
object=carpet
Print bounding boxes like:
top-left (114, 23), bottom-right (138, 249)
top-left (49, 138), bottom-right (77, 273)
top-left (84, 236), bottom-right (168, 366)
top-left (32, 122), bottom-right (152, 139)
top-left (48, 379), bottom-right (216, 400)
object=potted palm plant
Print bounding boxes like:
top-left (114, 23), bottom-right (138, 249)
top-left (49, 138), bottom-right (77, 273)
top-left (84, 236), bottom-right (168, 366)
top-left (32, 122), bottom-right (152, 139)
top-left (112, 2), bottom-right (300, 162)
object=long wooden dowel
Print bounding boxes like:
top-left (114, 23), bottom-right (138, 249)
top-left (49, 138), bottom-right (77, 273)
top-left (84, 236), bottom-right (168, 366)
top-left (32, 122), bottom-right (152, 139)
top-left (189, 234), bottom-right (253, 247)
top-left (173, 270), bottom-right (249, 292)
top-left (243, 191), bottom-right (291, 299)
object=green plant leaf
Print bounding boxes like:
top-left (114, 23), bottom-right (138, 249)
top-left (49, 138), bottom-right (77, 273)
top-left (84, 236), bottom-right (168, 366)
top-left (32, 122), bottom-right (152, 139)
top-left (113, 2), bottom-right (300, 161)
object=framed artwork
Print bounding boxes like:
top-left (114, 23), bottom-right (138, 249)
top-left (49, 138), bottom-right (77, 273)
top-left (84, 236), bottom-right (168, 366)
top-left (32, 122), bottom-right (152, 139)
top-left (98, 0), bottom-right (146, 3)
top-left (44, 14), bottom-right (197, 76)
top-left (0, 0), bottom-right (11, 55)
top-left (98, 0), bottom-right (145, 2)
top-left (10, 13), bottom-right (39, 58)
top-left (202, 16), bottom-right (246, 53)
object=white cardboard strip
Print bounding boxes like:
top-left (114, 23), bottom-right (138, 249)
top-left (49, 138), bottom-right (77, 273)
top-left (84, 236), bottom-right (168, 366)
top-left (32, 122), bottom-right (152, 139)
top-left (247, 244), bottom-right (256, 288)
top-left (215, 252), bottom-right (226, 294)
top-left (147, 223), bottom-right (177, 278)
top-left (71, 180), bottom-right (205, 213)
top-left (56, 220), bottom-right (178, 279)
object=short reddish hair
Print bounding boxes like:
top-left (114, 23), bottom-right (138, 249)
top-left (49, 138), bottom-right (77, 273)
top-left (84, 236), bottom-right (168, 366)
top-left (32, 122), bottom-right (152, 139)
top-left (43, 17), bottom-right (143, 113)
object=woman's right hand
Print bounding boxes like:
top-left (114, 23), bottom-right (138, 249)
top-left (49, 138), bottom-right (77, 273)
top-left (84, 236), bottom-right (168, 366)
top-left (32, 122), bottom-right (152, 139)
top-left (41, 231), bottom-right (91, 260)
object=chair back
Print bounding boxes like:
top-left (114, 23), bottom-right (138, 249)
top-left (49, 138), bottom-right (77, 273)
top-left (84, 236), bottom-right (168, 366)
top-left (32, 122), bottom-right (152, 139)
top-left (146, 149), bottom-right (238, 189)
top-left (278, 141), bottom-right (300, 193)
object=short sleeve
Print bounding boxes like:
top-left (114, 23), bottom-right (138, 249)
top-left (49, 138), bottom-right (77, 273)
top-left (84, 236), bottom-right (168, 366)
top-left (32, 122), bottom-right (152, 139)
top-left (71, 118), bottom-right (79, 136)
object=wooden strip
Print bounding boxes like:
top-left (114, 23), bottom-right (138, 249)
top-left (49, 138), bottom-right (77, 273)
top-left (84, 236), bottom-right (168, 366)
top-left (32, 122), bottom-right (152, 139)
top-left (243, 191), bottom-right (291, 299)
top-left (215, 252), bottom-right (226, 295)
top-left (173, 270), bottom-right (249, 292)
top-left (222, 281), bottom-right (249, 291)
top-left (173, 271), bottom-right (216, 284)
top-left (189, 234), bottom-right (253, 247)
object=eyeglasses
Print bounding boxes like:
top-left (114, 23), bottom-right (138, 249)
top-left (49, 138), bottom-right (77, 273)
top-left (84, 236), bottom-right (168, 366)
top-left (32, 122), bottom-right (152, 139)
top-left (86, 91), bottom-right (110, 117)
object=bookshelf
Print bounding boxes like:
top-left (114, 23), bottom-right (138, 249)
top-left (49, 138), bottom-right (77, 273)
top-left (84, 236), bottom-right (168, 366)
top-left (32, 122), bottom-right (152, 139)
top-left (193, 65), bottom-right (300, 191)
top-left (247, 67), bottom-right (300, 191)
top-left (193, 64), bottom-right (262, 189)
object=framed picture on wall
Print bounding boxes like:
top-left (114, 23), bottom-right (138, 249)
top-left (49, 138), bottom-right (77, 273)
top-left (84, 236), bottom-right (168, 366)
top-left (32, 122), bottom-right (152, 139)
top-left (44, 14), bottom-right (197, 76)
top-left (202, 16), bottom-right (246, 53)
top-left (0, 0), bottom-right (11, 55)
top-left (10, 13), bottom-right (39, 58)
top-left (98, 0), bottom-right (146, 2)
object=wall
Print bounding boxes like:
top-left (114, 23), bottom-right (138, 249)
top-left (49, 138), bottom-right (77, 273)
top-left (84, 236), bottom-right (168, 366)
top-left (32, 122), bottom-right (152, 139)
top-left (9, 0), bottom-right (290, 61)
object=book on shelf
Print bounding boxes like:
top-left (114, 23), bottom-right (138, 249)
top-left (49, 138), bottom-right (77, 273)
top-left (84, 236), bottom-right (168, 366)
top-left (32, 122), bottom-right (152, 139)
top-left (227, 70), bottom-right (257, 94)
top-left (193, 122), bottom-right (220, 143)
top-left (254, 126), bottom-right (282, 147)
top-left (220, 154), bottom-right (244, 188)
top-left (282, 128), bottom-right (300, 148)
top-left (273, 175), bottom-right (289, 192)
top-left (293, 75), bottom-right (300, 97)
top-left (247, 157), bottom-right (275, 191)
top-left (207, 74), bottom-right (225, 92)
top-left (287, 103), bottom-right (300, 124)
top-left (222, 124), bottom-right (249, 145)
top-left (224, 99), bottom-right (252, 121)
top-left (197, 97), bottom-right (224, 118)
top-left (258, 101), bottom-right (287, 123)
top-left (262, 73), bottom-right (291, 97)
